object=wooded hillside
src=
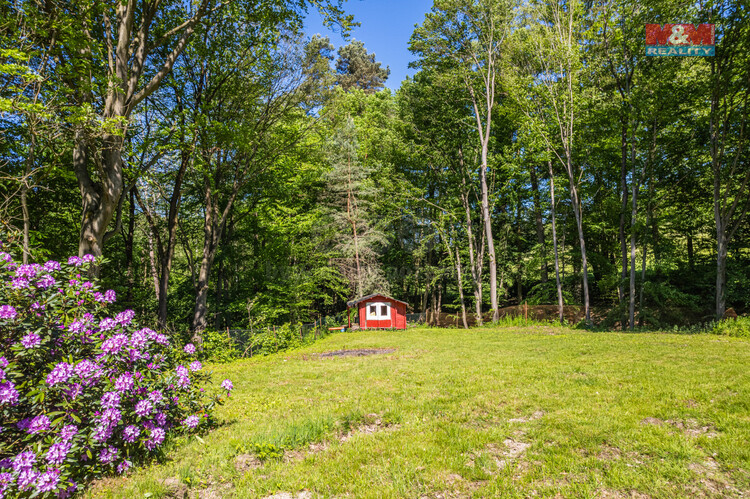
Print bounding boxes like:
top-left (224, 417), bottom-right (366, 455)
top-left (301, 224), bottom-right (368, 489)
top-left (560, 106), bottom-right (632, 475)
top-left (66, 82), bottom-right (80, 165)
top-left (1, 0), bottom-right (748, 334)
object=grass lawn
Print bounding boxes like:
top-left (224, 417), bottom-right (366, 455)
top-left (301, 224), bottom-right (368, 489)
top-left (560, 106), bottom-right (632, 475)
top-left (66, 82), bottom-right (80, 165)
top-left (87, 325), bottom-right (750, 498)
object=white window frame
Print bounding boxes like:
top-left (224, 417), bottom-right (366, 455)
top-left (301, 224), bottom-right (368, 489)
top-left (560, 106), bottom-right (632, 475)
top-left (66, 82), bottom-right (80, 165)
top-left (367, 302), bottom-right (391, 320)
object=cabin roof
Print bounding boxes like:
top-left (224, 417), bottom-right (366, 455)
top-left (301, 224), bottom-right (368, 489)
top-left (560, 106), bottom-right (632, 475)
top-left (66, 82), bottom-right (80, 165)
top-left (346, 293), bottom-right (409, 308)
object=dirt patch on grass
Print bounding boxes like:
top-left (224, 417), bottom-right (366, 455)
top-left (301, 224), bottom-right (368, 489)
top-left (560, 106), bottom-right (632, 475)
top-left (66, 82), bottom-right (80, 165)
top-left (235, 453), bottom-right (262, 472)
top-left (686, 457), bottom-right (745, 497)
top-left (466, 439), bottom-right (531, 475)
top-left (596, 489), bottom-right (651, 498)
top-left (262, 492), bottom-right (312, 499)
top-left (190, 482), bottom-right (235, 499)
top-left (509, 410), bottom-right (545, 423)
top-left (319, 348), bottom-right (396, 358)
top-left (162, 477), bottom-right (189, 498)
top-left (588, 444), bottom-right (645, 465)
top-left (640, 417), bottom-right (717, 438)
top-left (424, 473), bottom-right (486, 499)
top-left (669, 419), bottom-right (718, 438)
top-left (340, 413), bottom-right (399, 442)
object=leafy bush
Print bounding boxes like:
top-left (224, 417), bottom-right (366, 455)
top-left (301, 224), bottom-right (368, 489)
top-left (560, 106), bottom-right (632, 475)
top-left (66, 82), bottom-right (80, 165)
top-left (245, 323), bottom-right (312, 357)
top-left (711, 316), bottom-right (750, 338)
top-left (0, 250), bottom-right (233, 497)
top-left (195, 329), bottom-right (239, 364)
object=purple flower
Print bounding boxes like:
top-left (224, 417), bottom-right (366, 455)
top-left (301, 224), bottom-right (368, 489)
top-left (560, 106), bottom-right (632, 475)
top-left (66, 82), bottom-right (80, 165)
top-left (36, 274), bottom-right (56, 289)
top-left (82, 254), bottom-right (96, 263)
top-left (101, 407), bottom-right (122, 425)
top-left (0, 472), bottom-right (13, 496)
top-left (175, 366), bottom-right (189, 378)
top-left (68, 320), bottom-right (87, 334)
top-left (104, 289), bottom-right (116, 303)
top-left (117, 459), bottom-right (131, 474)
top-left (93, 292), bottom-right (105, 302)
top-left (67, 256), bottom-right (83, 266)
top-left (10, 277), bottom-right (29, 289)
top-left (184, 343), bottom-right (196, 354)
top-left (92, 423), bottom-right (113, 443)
top-left (20, 333), bottom-right (41, 348)
top-left (114, 372), bottom-right (134, 392)
top-left (60, 425), bottom-right (78, 442)
top-left (153, 333), bottom-right (169, 346)
top-left (183, 415), bottom-right (200, 429)
top-left (115, 310), bottom-right (135, 325)
top-left (221, 379), bottom-right (234, 392)
top-left (27, 415), bottom-right (50, 434)
top-left (46, 362), bottom-right (73, 385)
top-left (154, 412), bottom-right (167, 426)
top-left (122, 425), bottom-right (140, 443)
top-left (1, 382), bottom-right (20, 405)
top-left (65, 382), bottom-right (83, 399)
top-left (35, 469), bottom-right (60, 493)
top-left (145, 427), bottom-right (165, 450)
top-left (0, 252), bottom-right (11, 263)
top-left (130, 329), bottom-right (149, 349)
top-left (15, 264), bottom-right (38, 279)
top-left (45, 442), bottom-right (71, 465)
top-left (0, 305), bottom-right (16, 320)
top-left (98, 318), bottom-right (118, 331)
top-left (12, 451), bottom-right (36, 472)
top-left (189, 360), bottom-right (202, 372)
top-left (177, 376), bottom-right (191, 388)
top-left (43, 260), bottom-right (60, 272)
top-left (99, 446), bottom-right (119, 465)
top-left (58, 481), bottom-right (78, 498)
top-left (0, 357), bottom-right (7, 368)
top-left (102, 333), bottom-right (128, 354)
top-left (101, 391), bottom-right (121, 409)
top-left (74, 359), bottom-right (99, 378)
top-left (16, 468), bottom-right (38, 491)
top-left (0, 368), bottom-right (4, 381)
top-left (148, 390), bottom-right (164, 404)
top-left (134, 399), bottom-right (153, 417)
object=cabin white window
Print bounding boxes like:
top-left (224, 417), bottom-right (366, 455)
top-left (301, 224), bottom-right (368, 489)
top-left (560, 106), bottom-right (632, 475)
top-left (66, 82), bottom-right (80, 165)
top-left (367, 302), bottom-right (391, 320)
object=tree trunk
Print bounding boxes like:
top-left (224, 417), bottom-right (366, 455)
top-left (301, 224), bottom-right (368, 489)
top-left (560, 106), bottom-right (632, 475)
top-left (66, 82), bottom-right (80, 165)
top-left (156, 147), bottom-right (191, 329)
top-left (125, 187), bottom-right (135, 303)
top-left (76, 133), bottom-right (125, 259)
top-left (455, 246), bottom-right (469, 329)
top-left (530, 163), bottom-right (547, 283)
top-left (618, 120), bottom-right (629, 307)
top-left (192, 183), bottom-right (221, 335)
top-left (568, 180), bottom-right (591, 324)
top-left (715, 229), bottom-right (727, 320)
top-left (20, 183), bottom-right (30, 265)
top-left (461, 174), bottom-right (483, 326)
top-left (147, 215), bottom-right (160, 302)
top-left (480, 157), bottom-right (498, 322)
top-left (628, 177), bottom-right (640, 331)
top-left (548, 158), bottom-right (564, 324)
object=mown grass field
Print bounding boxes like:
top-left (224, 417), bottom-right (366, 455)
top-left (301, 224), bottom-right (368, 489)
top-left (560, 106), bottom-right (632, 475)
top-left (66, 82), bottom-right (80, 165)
top-left (88, 325), bottom-right (750, 498)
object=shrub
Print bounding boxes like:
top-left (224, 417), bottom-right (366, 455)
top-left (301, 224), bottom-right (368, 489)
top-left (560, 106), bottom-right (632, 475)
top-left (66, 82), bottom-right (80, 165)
top-left (194, 329), bottom-right (239, 364)
top-left (711, 316), bottom-right (750, 338)
top-left (0, 249), bottom-right (233, 497)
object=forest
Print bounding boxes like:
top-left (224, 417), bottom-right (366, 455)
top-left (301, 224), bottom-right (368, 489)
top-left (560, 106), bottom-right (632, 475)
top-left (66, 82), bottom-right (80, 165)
top-left (1, 0), bottom-right (749, 336)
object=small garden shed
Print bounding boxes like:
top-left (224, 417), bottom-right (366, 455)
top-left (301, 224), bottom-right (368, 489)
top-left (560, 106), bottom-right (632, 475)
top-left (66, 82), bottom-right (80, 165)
top-left (347, 294), bottom-right (408, 330)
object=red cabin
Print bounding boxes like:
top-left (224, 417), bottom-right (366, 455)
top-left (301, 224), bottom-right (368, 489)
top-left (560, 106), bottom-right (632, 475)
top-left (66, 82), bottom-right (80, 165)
top-left (347, 294), bottom-right (408, 330)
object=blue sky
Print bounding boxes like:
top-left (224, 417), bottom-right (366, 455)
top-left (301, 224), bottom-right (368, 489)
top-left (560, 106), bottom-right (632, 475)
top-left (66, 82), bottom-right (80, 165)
top-left (304, 0), bottom-right (435, 91)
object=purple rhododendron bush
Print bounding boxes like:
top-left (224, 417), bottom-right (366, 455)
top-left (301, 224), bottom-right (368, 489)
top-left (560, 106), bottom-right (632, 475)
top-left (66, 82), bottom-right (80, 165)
top-left (0, 249), bottom-right (233, 497)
